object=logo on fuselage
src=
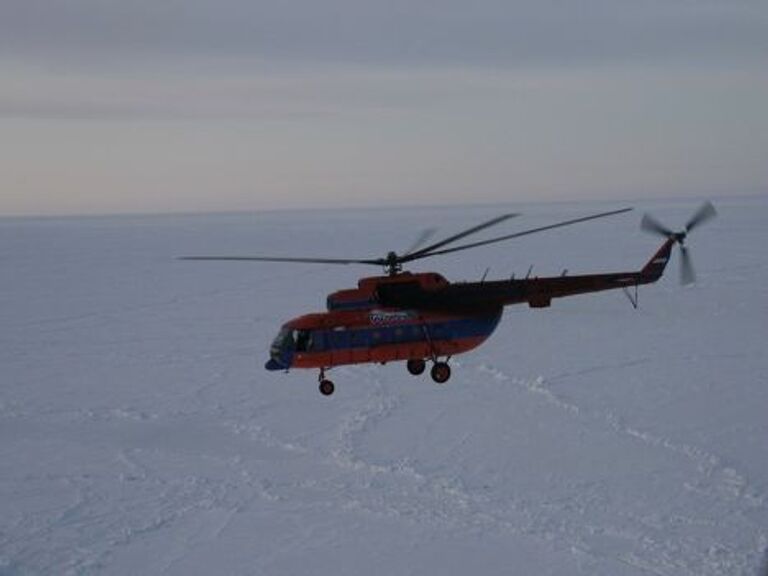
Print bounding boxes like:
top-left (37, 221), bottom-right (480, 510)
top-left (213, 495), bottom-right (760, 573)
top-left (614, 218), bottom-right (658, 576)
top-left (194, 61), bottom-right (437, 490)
top-left (369, 309), bottom-right (417, 325)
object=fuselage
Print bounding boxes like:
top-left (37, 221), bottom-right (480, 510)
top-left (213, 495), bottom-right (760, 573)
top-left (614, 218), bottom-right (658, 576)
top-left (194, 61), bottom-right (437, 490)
top-left (266, 237), bottom-right (675, 372)
top-left (266, 272), bottom-right (502, 371)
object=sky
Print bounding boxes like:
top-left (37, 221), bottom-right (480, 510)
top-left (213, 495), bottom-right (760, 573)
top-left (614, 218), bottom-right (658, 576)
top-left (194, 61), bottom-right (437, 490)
top-left (1, 0), bottom-right (766, 216)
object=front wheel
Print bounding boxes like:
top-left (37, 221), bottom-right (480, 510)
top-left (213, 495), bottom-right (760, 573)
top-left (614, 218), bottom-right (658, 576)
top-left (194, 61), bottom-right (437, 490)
top-left (406, 358), bottom-right (426, 376)
top-left (319, 379), bottom-right (335, 396)
top-left (430, 362), bottom-right (451, 384)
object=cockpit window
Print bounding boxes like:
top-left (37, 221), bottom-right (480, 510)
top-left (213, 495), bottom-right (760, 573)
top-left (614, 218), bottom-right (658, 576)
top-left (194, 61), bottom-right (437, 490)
top-left (295, 330), bottom-right (312, 352)
top-left (270, 328), bottom-right (293, 355)
top-left (271, 328), bottom-right (313, 355)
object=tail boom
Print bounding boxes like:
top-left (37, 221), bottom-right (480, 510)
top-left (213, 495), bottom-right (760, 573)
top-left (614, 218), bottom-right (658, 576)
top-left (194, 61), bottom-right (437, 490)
top-left (377, 239), bottom-right (676, 310)
top-left (639, 237), bottom-right (675, 282)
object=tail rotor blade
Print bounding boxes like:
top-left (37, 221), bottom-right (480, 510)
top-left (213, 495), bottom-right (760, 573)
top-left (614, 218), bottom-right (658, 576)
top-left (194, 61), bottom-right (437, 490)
top-left (685, 201), bottom-right (717, 233)
top-left (641, 213), bottom-right (674, 238)
top-left (679, 245), bottom-right (696, 285)
top-left (642, 202), bottom-right (714, 286)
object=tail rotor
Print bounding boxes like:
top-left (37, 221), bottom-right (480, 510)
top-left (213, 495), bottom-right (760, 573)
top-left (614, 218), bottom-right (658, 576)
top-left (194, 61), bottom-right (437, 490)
top-left (679, 244), bottom-right (696, 286)
top-left (641, 201), bottom-right (717, 286)
top-left (684, 201), bottom-right (717, 234)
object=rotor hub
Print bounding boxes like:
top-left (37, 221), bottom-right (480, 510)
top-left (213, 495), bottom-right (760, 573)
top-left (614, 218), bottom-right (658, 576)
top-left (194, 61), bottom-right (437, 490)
top-left (384, 251), bottom-right (402, 275)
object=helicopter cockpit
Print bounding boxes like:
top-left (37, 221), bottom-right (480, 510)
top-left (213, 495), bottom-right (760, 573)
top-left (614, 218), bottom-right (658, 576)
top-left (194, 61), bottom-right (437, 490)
top-left (272, 328), bottom-right (312, 353)
top-left (266, 327), bottom-right (313, 370)
top-left (270, 327), bottom-right (290, 354)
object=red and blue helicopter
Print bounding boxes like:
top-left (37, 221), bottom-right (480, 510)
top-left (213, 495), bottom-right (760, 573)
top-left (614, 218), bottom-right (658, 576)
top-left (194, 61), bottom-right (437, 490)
top-left (182, 202), bottom-right (716, 396)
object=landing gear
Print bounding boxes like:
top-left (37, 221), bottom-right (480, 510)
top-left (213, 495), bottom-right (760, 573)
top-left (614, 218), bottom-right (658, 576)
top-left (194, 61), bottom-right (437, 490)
top-left (319, 379), bottom-right (335, 396)
top-left (407, 357), bottom-right (451, 384)
top-left (318, 368), bottom-right (335, 396)
top-left (430, 361), bottom-right (451, 384)
top-left (406, 358), bottom-right (426, 376)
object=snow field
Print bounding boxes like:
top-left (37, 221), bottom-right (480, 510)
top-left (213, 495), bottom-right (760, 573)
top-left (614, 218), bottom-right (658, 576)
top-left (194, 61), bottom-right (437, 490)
top-left (1, 197), bottom-right (767, 575)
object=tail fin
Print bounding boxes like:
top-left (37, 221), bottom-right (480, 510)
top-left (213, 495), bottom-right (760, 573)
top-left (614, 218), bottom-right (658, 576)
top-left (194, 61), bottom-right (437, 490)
top-left (640, 238), bottom-right (675, 282)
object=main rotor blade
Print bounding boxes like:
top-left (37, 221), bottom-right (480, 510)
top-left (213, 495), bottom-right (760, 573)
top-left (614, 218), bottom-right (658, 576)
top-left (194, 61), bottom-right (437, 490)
top-left (403, 228), bottom-right (437, 256)
top-left (685, 201), bottom-right (717, 233)
top-left (640, 213), bottom-right (674, 238)
top-left (406, 213), bottom-right (519, 260)
top-left (179, 255), bottom-right (381, 265)
top-left (403, 207), bottom-right (633, 261)
top-left (679, 245), bottom-right (696, 285)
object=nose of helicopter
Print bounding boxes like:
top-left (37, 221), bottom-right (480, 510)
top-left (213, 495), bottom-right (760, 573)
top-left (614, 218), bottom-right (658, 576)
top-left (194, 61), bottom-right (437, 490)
top-left (265, 358), bottom-right (284, 371)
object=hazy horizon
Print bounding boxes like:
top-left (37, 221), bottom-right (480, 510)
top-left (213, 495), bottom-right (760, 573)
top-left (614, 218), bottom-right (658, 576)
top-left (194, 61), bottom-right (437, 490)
top-left (1, 190), bottom-right (765, 221)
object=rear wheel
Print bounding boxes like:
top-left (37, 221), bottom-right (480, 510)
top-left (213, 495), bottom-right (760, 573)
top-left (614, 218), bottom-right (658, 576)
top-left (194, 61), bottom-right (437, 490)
top-left (430, 362), bottom-right (451, 384)
top-left (406, 358), bottom-right (426, 376)
top-left (319, 379), bottom-right (335, 396)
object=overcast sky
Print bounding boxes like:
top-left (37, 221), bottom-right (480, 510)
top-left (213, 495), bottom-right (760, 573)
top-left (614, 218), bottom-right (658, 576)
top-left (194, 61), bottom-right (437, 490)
top-left (1, 0), bottom-right (766, 215)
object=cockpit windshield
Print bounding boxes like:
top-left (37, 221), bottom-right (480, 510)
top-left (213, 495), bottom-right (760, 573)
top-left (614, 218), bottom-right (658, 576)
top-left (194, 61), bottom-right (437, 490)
top-left (270, 328), bottom-right (312, 357)
top-left (270, 328), bottom-right (293, 356)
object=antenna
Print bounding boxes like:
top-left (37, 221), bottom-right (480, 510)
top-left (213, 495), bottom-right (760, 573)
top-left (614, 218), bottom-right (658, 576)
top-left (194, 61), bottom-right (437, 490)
top-left (525, 265), bottom-right (534, 279)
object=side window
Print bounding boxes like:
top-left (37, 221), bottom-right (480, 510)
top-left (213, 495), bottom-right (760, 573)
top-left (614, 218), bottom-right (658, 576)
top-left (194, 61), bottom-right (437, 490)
top-left (295, 330), bottom-right (311, 352)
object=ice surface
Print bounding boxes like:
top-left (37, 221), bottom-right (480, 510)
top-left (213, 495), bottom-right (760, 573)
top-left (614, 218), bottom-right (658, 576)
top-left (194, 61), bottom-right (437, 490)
top-left (1, 197), bottom-right (767, 575)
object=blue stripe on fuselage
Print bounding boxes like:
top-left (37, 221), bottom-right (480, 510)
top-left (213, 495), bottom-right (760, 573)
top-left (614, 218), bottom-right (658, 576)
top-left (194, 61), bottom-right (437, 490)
top-left (318, 313), bottom-right (502, 352)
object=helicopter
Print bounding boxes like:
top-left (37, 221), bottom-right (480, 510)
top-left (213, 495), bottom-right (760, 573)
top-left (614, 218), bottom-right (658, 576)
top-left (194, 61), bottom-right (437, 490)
top-left (182, 202), bottom-right (716, 396)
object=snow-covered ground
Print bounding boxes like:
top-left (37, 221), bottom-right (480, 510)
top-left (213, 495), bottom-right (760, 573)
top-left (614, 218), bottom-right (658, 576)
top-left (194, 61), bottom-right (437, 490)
top-left (1, 196), bottom-right (767, 575)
